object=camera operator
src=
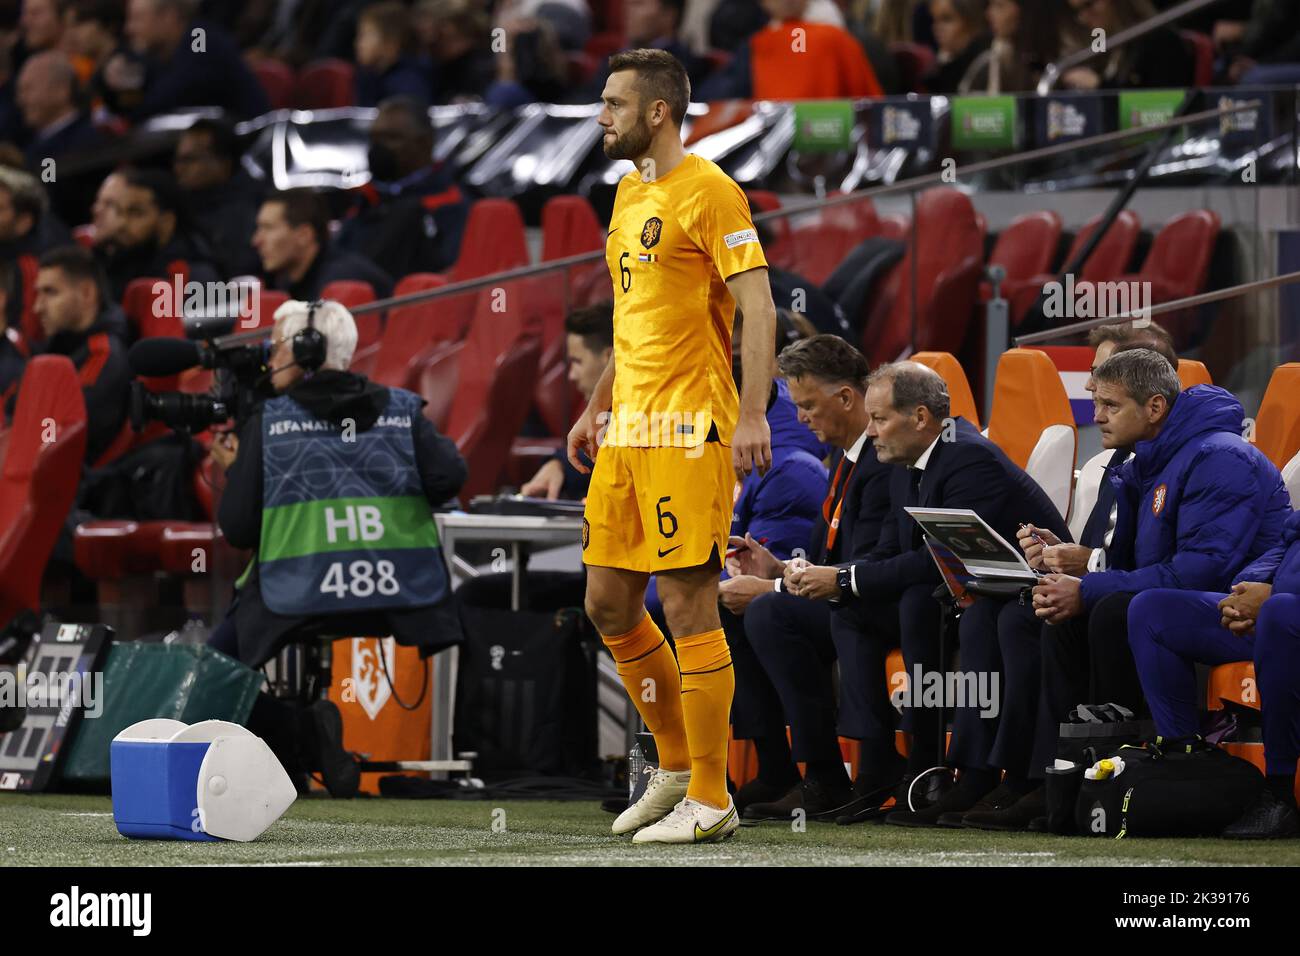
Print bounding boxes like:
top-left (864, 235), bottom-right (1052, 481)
top-left (206, 298), bottom-right (466, 795)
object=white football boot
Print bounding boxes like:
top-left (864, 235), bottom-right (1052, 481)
top-left (631, 796), bottom-right (739, 844)
top-left (611, 768), bottom-right (691, 835)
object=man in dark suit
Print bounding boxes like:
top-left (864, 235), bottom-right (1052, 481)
top-left (724, 335), bottom-right (892, 818)
top-left (784, 360), bottom-right (1071, 824)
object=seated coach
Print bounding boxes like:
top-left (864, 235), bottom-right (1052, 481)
top-left (726, 334), bottom-right (891, 818)
top-left (784, 360), bottom-right (1071, 824)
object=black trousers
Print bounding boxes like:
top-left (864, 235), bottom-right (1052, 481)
top-left (722, 604), bottom-right (789, 742)
top-left (1026, 590), bottom-right (1142, 778)
top-left (744, 590), bottom-right (841, 763)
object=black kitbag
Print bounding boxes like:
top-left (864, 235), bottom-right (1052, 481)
top-left (1041, 703), bottom-right (1154, 834)
top-left (78, 431), bottom-right (205, 520)
top-left (1073, 742), bottom-right (1264, 838)
top-left (453, 604), bottom-right (599, 781)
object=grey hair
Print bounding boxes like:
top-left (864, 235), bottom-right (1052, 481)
top-left (1093, 347), bottom-right (1181, 406)
top-left (273, 299), bottom-right (359, 372)
top-left (0, 166), bottom-right (49, 220)
top-left (866, 361), bottom-right (951, 419)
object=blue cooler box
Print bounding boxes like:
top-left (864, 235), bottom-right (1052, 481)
top-left (110, 719), bottom-right (296, 842)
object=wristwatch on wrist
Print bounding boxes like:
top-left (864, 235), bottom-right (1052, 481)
top-left (836, 566), bottom-right (853, 601)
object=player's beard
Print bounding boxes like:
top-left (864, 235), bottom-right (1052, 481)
top-left (603, 115), bottom-right (653, 161)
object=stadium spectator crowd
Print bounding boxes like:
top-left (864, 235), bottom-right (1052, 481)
top-left (0, 0), bottom-right (1297, 838)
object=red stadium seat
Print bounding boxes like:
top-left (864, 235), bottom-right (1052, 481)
top-left (788, 193), bottom-right (879, 287)
top-left (0, 356), bottom-right (87, 626)
top-left (294, 58), bottom-right (355, 110)
top-left (372, 273), bottom-right (461, 390)
top-left (541, 194), bottom-right (605, 266)
top-left (1004, 210), bottom-right (1141, 327)
top-left (980, 211), bottom-right (1062, 302)
top-left (449, 198), bottom-right (531, 284)
top-left (1181, 29), bottom-right (1214, 87)
top-left (584, 31), bottom-right (624, 62)
top-left (320, 279), bottom-right (380, 352)
top-left (861, 187), bottom-right (984, 364)
top-left (890, 42), bottom-right (935, 93)
top-left (878, 213), bottom-right (910, 242)
top-left (747, 189), bottom-right (795, 271)
top-left (421, 282), bottom-right (544, 498)
top-left (252, 58), bottom-right (296, 111)
top-left (1115, 210), bottom-right (1220, 347)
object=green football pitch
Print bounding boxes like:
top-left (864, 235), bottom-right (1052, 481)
top-left (3, 793), bottom-right (1299, 866)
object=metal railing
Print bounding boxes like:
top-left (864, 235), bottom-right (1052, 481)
top-left (1014, 270), bottom-right (1300, 345)
top-left (1036, 0), bottom-right (1230, 95)
top-left (270, 98), bottom-right (1260, 327)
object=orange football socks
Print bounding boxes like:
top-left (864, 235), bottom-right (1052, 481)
top-left (675, 627), bottom-right (734, 809)
top-left (602, 612), bottom-right (690, 772)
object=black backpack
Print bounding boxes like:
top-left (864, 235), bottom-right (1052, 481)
top-left (453, 604), bottom-right (599, 781)
top-left (1073, 742), bottom-right (1264, 838)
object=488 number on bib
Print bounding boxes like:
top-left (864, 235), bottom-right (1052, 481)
top-left (320, 560), bottom-right (401, 598)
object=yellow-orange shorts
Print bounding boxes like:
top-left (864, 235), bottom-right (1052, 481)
top-left (582, 442), bottom-right (735, 574)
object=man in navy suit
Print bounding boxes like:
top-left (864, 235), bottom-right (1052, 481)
top-left (724, 334), bottom-right (892, 819)
top-left (785, 360), bottom-right (1071, 824)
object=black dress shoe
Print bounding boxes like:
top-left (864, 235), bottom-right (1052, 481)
top-left (936, 782), bottom-right (1021, 828)
top-left (745, 776), bottom-right (854, 821)
top-left (887, 775), bottom-right (988, 828)
top-left (1223, 789), bottom-right (1300, 840)
top-left (835, 776), bottom-right (911, 826)
top-left (962, 786), bottom-right (1047, 831)
top-left (734, 776), bottom-right (799, 815)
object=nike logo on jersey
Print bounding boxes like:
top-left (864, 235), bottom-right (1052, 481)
top-left (657, 545), bottom-right (682, 558)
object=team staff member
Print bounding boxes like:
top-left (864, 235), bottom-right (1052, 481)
top-left (1128, 510), bottom-right (1300, 839)
top-left (569, 49), bottom-right (777, 844)
top-left (728, 334), bottom-right (893, 820)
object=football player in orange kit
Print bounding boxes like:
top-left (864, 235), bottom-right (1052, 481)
top-left (569, 49), bottom-right (777, 843)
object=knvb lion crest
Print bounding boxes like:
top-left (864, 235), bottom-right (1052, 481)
top-left (640, 217), bottom-right (663, 249)
top-left (582, 517), bottom-right (590, 550)
top-left (1152, 483), bottom-right (1168, 517)
top-left (353, 636), bottom-right (397, 720)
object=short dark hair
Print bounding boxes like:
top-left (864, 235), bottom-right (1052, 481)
top-left (121, 166), bottom-right (183, 217)
top-left (265, 188), bottom-right (330, 250)
top-left (38, 244), bottom-right (106, 304)
top-left (866, 361), bottom-right (952, 420)
top-left (1093, 347), bottom-right (1182, 406)
top-left (776, 333), bottom-right (870, 392)
top-left (1087, 320), bottom-right (1175, 360)
top-left (68, 0), bottom-right (125, 32)
top-left (376, 95), bottom-right (434, 140)
top-left (182, 118), bottom-right (240, 166)
top-left (1113, 334), bottom-right (1178, 370)
top-left (565, 301), bottom-right (613, 353)
top-left (360, 1), bottom-right (414, 52)
top-left (607, 48), bottom-right (691, 127)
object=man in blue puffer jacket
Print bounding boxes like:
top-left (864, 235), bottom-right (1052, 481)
top-left (1031, 349), bottom-right (1290, 770)
top-left (1129, 510), bottom-right (1300, 839)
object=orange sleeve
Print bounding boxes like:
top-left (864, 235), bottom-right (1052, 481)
top-left (839, 32), bottom-right (883, 98)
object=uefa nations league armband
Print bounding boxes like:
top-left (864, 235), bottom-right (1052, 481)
top-left (256, 391), bottom-right (448, 616)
